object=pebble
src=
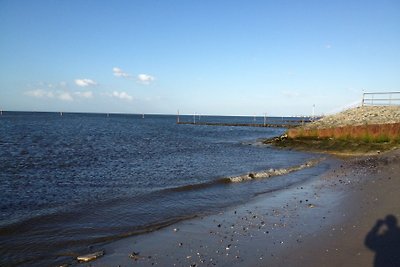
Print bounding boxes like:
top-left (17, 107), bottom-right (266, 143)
top-left (129, 251), bottom-right (141, 260)
top-left (77, 251), bottom-right (104, 262)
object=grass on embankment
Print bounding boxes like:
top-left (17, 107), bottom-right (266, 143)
top-left (268, 136), bottom-right (399, 156)
top-left (265, 123), bottom-right (400, 156)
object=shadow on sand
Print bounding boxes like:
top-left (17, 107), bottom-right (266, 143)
top-left (365, 214), bottom-right (400, 267)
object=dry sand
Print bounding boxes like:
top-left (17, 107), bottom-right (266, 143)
top-left (77, 149), bottom-right (400, 267)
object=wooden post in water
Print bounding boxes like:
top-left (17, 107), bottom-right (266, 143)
top-left (177, 110), bottom-right (180, 123)
top-left (263, 113), bottom-right (267, 127)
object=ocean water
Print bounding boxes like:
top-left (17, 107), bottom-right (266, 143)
top-left (0, 112), bottom-right (324, 266)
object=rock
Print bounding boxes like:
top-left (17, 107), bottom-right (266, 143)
top-left (77, 250), bottom-right (104, 262)
top-left (303, 106), bottom-right (400, 129)
top-left (308, 204), bottom-right (316, 208)
top-left (129, 251), bottom-right (141, 260)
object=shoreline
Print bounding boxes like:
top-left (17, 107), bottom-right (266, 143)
top-left (81, 157), bottom-right (340, 266)
top-left (74, 148), bottom-right (400, 266)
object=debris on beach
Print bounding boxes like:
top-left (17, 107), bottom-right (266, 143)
top-left (76, 250), bottom-right (104, 262)
top-left (129, 251), bottom-right (141, 260)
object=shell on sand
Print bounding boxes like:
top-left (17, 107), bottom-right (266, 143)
top-left (77, 251), bottom-right (104, 262)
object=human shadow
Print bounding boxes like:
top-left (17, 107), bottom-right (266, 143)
top-left (365, 214), bottom-right (400, 267)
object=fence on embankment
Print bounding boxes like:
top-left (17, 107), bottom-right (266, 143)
top-left (362, 92), bottom-right (400, 106)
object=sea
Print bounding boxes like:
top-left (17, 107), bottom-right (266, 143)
top-left (0, 112), bottom-right (327, 266)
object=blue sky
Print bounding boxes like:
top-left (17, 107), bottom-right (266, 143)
top-left (0, 0), bottom-right (399, 116)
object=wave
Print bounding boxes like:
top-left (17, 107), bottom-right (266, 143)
top-left (166, 158), bottom-right (324, 192)
top-left (227, 158), bottom-right (324, 183)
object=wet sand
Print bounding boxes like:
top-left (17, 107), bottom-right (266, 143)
top-left (80, 149), bottom-right (400, 267)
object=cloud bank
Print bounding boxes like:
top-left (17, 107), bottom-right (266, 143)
top-left (25, 89), bottom-right (74, 101)
top-left (75, 79), bottom-right (97, 87)
top-left (105, 91), bottom-right (133, 101)
top-left (74, 91), bottom-right (93, 98)
top-left (25, 89), bottom-right (55, 98)
top-left (25, 89), bottom-right (93, 101)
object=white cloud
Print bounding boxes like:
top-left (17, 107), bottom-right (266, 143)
top-left (325, 44), bottom-right (332, 49)
top-left (25, 81), bottom-right (95, 102)
top-left (113, 67), bottom-right (131, 78)
top-left (75, 79), bottom-right (97, 87)
top-left (74, 91), bottom-right (93, 98)
top-left (103, 91), bottom-right (133, 101)
top-left (58, 92), bottom-right (73, 101)
top-left (25, 89), bottom-right (75, 101)
top-left (137, 73), bottom-right (155, 84)
top-left (112, 68), bottom-right (155, 84)
top-left (112, 91), bottom-right (133, 101)
top-left (25, 89), bottom-right (55, 98)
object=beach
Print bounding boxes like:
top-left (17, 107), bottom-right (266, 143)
top-left (82, 148), bottom-right (400, 267)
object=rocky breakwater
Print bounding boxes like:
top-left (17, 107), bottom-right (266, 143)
top-left (288, 106), bottom-right (400, 142)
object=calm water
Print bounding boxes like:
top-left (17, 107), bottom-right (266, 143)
top-left (0, 112), bottom-right (323, 266)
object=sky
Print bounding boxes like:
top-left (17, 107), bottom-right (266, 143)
top-left (0, 0), bottom-right (399, 116)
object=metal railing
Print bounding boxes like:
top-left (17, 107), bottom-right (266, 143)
top-left (362, 92), bottom-right (400, 106)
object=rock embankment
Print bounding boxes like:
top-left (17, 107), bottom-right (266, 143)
top-left (288, 106), bottom-right (400, 142)
top-left (305, 106), bottom-right (400, 129)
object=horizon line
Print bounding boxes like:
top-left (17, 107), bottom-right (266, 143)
top-left (0, 110), bottom-right (318, 118)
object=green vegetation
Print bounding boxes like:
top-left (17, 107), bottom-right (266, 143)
top-left (266, 136), bottom-right (399, 156)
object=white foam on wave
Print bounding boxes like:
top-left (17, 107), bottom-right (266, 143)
top-left (228, 158), bottom-right (325, 183)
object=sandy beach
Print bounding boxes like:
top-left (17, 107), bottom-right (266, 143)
top-left (77, 148), bottom-right (400, 267)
